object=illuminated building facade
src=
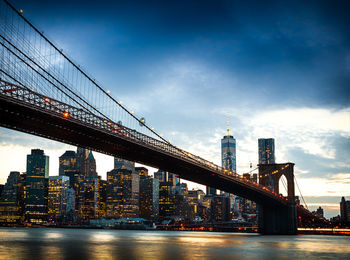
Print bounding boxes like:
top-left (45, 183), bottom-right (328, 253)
top-left (106, 168), bottom-right (139, 218)
top-left (258, 138), bottom-right (275, 164)
top-left (212, 194), bottom-right (231, 222)
top-left (139, 176), bottom-right (159, 220)
top-left (187, 189), bottom-right (205, 216)
top-left (48, 176), bottom-right (70, 222)
top-left (79, 176), bottom-right (99, 220)
top-left (0, 171), bottom-right (25, 225)
top-left (241, 173), bottom-right (257, 222)
top-left (136, 167), bottom-right (148, 179)
top-left (75, 148), bottom-right (98, 220)
top-left (59, 150), bottom-right (77, 176)
top-left (159, 181), bottom-right (175, 218)
top-left (25, 149), bottom-right (49, 224)
top-left (98, 177), bottom-right (107, 218)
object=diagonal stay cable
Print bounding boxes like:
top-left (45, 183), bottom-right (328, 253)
top-left (0, 34), bottom-right (112, 121)
top-left (294, 175), bottom-right (309, 210)
top-left (3, 0), bottom-right (171, 145)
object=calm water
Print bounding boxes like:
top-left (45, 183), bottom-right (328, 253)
top-left (0, 228), bottom-right (349, 260)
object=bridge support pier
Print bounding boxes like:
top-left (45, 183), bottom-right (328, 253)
top-left (258, 203), bottom-right (297, 235)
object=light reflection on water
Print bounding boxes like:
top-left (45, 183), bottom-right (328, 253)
top-left (0, 227), bottom-right (349, 260)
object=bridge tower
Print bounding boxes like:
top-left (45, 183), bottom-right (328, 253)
top-left (258, 163), bottom-right (297, 235)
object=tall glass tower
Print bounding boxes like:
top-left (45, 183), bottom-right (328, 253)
top-left (221, 128), bottom-right (236, 174)
top-left (207, 126), bottom-right (236, 196)
top-left (25, 149), bottom-right (49, 224)
top-left (258, 138), bottom-right (275, 164)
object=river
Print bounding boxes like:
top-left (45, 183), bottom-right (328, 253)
top-left (0, 228), bottom-right (349, 259)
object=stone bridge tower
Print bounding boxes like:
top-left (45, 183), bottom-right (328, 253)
top-left (258, 162), bottom-right (297, 234)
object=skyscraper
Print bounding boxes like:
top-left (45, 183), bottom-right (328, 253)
top-left (159, 181), bottom-right (175, 218)
top-left (207, 126), bottom-right (236, 196)
top-left (97, 176), bottom-right (107, 218)
top-left (76, 147), bottom-right (96, 177)
top-left (221, 128), bottom-right (236, 173)
top-left (258, 138), bottom-right (275, 164)
top-left (25, 149), bottom-right (49, 224)
top-left (136, 167), bottom-right (148, 179)
top-left (75, 148), bottom-right (98, 220)
top-left (48, 176), bottom-right (70, 222)
top-left (211, 194), bottom-right (231, 222)
top-left (139, 176), bottom-right (159, 220)
top-left (106, 168), bottom-right (139, 218)
top-left (114, 157), bottom-right (135, 172)
top-left (79, 176), bottom-right (99, 220)
top-left (59, 150), bottom-right (77, 176)
top-left (0, 171), bottom-right (25, 225)
top-left (340, 197), bottom-right (350, 222)
top-left (154, 170), bottom-right (178, 187)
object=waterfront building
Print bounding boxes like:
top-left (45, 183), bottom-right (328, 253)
top-left (0, 171), bottom-right (25, 225)
top-left (258, 138), bottom-right (275, 164)
top-left (78, 175), bottom-right (99, 220)
top-left (340, 197), bottom-right (350, 222)
top-left (66, 186), bottom-right (76, 219)
top-left (106, 168), bottom-right (139, 218)
top-left (98, 177), bottom-right (107, 218)
top-left (0, 184), bottom-right (4, 197)
top-left (175, 192), bottom-right (193, 220)
top-left (25, 149), bottom-right (49, 224)
top-left (48, 176), bottom-right (70, 222)
top-left (59, 150), bottom-right (77, 176)
top-left (200, 196), bottom-right (212, 221)
top-left (74, 148), bottom-right (98, 220)
top-left (187, 189), bottom-right (205, 216)
top-left (139, 176), bottom-right (159, 220)
top-left (159, 181), bottom-right (175, 218)
top-left (212, 194), bottom-right (231, 222)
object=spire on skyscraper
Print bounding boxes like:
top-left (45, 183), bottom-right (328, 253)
top-left (227, 118), bottom-right (230, 136)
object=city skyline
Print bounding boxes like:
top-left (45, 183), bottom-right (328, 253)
top-left (1, 0), bottom-right (350, 219)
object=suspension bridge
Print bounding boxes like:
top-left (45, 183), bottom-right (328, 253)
top-left (0, 0), bottom-right (329, 234)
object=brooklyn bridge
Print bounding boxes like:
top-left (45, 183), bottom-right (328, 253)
top-left (0, 0), bottom-right (329, 234)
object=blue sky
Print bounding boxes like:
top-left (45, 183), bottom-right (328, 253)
top-left (1, 0), bottom-right (350, 218)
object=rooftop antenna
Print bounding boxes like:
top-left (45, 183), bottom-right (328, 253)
top-left (227, 117), bottom-right (230, 136)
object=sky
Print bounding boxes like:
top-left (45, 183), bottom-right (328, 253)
top-left (1, 0), bottom-right (350, 218)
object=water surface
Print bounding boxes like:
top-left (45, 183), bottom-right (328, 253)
top-left (0, 228), bottom-right (349, 259)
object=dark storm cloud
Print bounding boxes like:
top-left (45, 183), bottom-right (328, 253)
top-left (10, 0), bottom-right (350, 109)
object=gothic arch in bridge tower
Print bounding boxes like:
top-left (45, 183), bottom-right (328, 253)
top-left (258, 163), bottom-right (295, 201)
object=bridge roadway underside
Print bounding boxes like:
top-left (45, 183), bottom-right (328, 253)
top-left (0, 97), bottom-right (297, 234)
